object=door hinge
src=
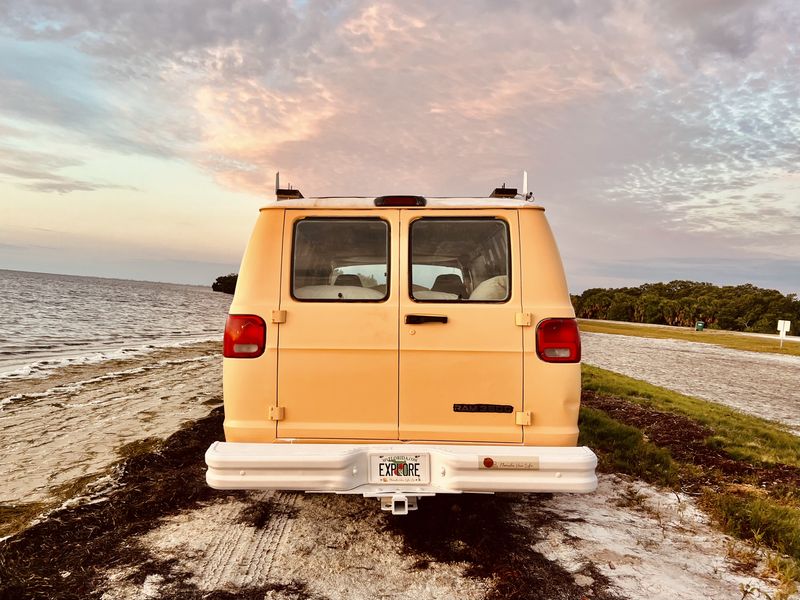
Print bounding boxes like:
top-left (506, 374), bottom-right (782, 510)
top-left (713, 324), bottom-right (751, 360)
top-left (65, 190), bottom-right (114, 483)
top-left (515, 313), bottom-right (532, 327)
top-left (271, 310), bottom-right (286, 324)
top-left (269, 406), bottom-right (285, 421)
top-left (515, 411), bottom-right (532, 426)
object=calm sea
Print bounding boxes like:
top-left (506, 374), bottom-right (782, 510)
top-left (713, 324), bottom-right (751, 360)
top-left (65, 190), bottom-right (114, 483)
top-left (0, 269), bottom-right (232, 379)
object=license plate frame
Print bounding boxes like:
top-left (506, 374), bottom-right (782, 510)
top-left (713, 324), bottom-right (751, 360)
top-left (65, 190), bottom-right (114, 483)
top-left (369, 453), bottom-right (430, 485)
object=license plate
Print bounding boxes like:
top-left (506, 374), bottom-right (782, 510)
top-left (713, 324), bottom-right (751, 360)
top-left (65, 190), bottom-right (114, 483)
top-left (369, 453), bottom-right (430, 484)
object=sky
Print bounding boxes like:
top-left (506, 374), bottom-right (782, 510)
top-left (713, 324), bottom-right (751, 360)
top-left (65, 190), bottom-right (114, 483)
top-left (1, 0), bottom-right (798, 294)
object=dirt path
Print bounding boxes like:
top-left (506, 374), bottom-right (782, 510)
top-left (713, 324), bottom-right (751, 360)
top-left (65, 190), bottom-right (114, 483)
top-left (582, 332), bottom-right (800, 433)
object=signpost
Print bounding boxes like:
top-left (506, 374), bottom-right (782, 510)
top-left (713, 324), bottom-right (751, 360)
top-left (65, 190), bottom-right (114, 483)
top-left (778, 320), bottom-right (791, 349)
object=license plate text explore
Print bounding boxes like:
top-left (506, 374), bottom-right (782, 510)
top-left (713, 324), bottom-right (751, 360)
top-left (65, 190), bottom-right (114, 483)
top-left (370, 454), bottom-right (430, 484)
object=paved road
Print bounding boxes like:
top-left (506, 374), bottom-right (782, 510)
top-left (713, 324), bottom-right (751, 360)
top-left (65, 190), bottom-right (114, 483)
top-left (584, 319), bottom-right (800, 345)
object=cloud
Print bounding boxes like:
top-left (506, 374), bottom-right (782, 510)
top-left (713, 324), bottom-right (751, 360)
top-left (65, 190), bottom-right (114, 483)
top-left (658, 0), bottom-right (768, 58)
top-left (0, 145), bottom-right (137, 193)
top-left (3, 1), bottom-right (796, 195)
top-left (0, 0), bottom-right (798, 290)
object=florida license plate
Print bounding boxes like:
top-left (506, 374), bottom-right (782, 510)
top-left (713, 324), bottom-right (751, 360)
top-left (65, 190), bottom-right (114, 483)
top-left (369, 453), bottom-right (430, 484)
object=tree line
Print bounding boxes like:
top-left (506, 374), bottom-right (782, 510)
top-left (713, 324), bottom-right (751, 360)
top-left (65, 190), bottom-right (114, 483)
top-left (571, 280), bottom-right (798, 334)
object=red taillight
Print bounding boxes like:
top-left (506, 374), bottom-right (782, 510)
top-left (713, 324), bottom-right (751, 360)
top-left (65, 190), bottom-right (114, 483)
top-left (223, 315), bottom-right (266, 358)
top-left (536, 318), bottom-right (581, 363)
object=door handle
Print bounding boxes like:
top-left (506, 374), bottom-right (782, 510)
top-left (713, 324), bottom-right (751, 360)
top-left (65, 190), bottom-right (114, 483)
top-left (405, 314), bottom-right (448, 324)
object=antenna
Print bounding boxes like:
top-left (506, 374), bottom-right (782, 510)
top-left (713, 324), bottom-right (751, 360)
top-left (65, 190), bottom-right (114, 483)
top-left (522, 170), bottom-right (533, 201)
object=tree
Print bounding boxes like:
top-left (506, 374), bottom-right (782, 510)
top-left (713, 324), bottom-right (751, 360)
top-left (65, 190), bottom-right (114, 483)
top-left (571, 280), bottom-right (800, 332)
top-left (212, 273), bottom-right (238, 295)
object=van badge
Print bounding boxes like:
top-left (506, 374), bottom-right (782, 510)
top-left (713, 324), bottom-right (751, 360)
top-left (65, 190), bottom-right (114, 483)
top-left (453, 404), bottom-right (514, 414)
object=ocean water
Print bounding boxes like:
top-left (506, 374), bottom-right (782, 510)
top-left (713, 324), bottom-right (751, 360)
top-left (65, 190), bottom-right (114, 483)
top-left (0, 269), bottom-right (232, 379)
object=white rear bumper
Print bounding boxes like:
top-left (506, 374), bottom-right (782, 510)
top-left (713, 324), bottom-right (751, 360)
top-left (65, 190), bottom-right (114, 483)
top-left (205, 442), bottom-right (598, 495)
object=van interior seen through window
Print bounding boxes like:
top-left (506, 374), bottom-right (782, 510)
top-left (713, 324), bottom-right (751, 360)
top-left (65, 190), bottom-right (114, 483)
top-left (410, 218), bottom-right (510, 302)
top-left (292, 218), bottom-right (389, 301)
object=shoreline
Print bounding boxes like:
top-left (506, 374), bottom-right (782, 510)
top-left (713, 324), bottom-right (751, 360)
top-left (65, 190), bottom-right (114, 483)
top-left (0, 341), bottom-right (222, 510)
top-left (0, 336), bottom-right (222, 383)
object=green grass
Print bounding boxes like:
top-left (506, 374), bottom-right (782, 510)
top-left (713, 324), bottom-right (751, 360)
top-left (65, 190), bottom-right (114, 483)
top-left (706, 492), bottom-right (800, 567)
top-left (578, 319), bottom-right (800, 357)
top-left (578, 406), bottom-right (677, 486)
top-left (580, 366), bottom-right (800, 585)
top-left (582, 364), bottom-right (800, 467)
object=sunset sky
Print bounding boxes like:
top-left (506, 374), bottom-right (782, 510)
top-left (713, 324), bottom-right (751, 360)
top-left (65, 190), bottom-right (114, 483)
top-left (1, 0), bottom-right (798, 293)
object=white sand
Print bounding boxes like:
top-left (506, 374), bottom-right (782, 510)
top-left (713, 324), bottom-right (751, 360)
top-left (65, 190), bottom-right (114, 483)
top-left (102, 492), bottom-right (492, 600)
top-left (101, 475), bottom-right (795, 599)
top-left (531, 475), bottom-right (792, 599)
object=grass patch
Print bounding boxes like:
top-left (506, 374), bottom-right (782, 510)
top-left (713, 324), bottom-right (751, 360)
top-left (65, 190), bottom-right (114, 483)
top-left (582, 364), bottom-right (800, 467)
top-left (578, 406), bottom-right (677, 486)
top-left (578, 319), bottom-right (800, 357)
top-left (705, 492), bottom-right (800, 566)
top-left (579, 368), bottom-right (800, 587)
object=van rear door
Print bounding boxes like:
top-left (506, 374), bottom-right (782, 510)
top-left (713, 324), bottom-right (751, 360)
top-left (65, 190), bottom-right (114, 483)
top-left (276, 210), bottom-right (400, 439)
top-left (398, 210), bottom-right (524, 443)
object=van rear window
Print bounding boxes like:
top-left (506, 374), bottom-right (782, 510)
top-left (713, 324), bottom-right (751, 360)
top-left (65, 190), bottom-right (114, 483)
top-left (410, 218), bottom-right (510, 302)
top-left (292, 219), bottom-right (390, 302)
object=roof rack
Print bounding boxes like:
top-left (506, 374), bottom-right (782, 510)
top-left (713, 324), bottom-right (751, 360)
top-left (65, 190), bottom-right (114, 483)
top-left (490, 172), bottom-right (534, 201)
top-left (490, 183), bottom-right (517, 199)
top-left (275, 172), bottom-right (304, 200)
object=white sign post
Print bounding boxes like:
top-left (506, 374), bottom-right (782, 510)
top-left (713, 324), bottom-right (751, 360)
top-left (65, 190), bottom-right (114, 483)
top-left (778, 320), bottom-right (791, 349)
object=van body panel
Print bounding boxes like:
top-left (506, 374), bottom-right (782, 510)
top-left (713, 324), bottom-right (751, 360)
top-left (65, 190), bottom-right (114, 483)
top-left (398, 209), bottom-right (524, 443)
top-left (275, 209), bottom-right (400, 439)
top-left (223, 210), bottom-right (284, 443)
top-left (518, 209), bottom-right (580, 446)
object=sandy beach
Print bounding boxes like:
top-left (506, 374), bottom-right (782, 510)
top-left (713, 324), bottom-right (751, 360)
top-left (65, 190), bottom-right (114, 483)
top-left (0, 341), bottom-right (221, 509)
top-left (2, 335), bottom-right (798, 599)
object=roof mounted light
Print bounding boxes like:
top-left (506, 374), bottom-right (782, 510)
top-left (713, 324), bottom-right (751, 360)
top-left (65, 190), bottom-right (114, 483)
top-left (374, 195), bottom-right (426, 207)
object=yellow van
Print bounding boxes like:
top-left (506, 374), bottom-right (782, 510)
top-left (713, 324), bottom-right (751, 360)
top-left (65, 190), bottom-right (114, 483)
top-left (206, 185), bottom-right (597, 514)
